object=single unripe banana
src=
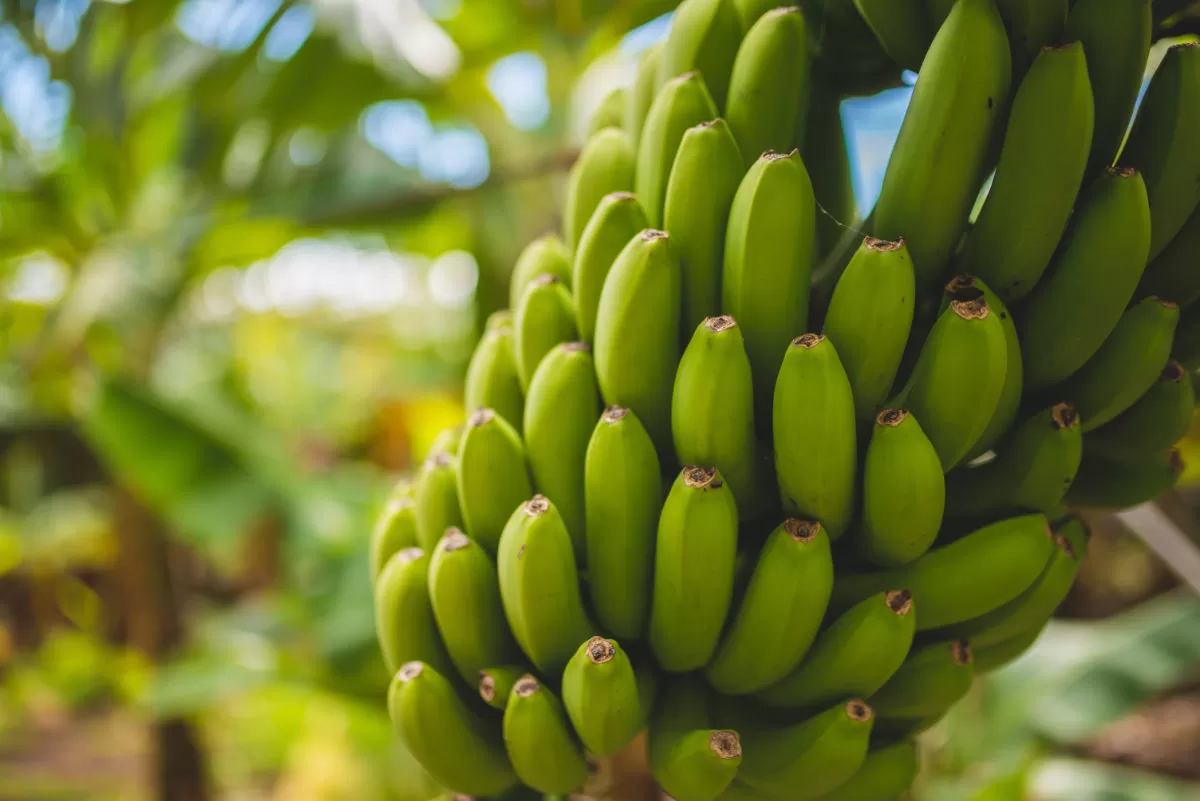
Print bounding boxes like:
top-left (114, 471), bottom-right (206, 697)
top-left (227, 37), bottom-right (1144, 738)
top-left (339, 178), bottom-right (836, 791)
top-left (375, 548), bottom-right (453, 676)
top-left (636, 72), bottom-right (719, 228)
top-left (573, 192), bottom-right (648, 344)
top-left (388, 661), bottom-right (517, 796)
top-left (868, 640), bottom-right (973, 719)
top-left (802, 81), bottom-right (857, 259)
top-left (831, 514), bottom-right (1055, 630)
top-left (946, 402), bottom-right (1082, 518)
top-left (725, 150), bottom-right (818, 423)
top-left (822, 238), bottom-right (916, 424)
top-left (725, 7), bottom-right (811, 169)
top-left (872, 0), bottom-right (1012, 288)
top-left (672, 316), bottom-right (758, 509)
top-left (958, 42), bottom-right (1094, 304)
top-left (502, 674), bottom-right (589, 794)
top-left (456, 408), bottom-right (534, 554)
top-left (1086, 361), bottom-right (1195, 460)
top-left (588, 88), bottom-right (628, 137)
top-left (853, 0), bottom-right (931, 72)
top-left (478, 665), bottom-right (526, 711)
top-left (773, 334), bottom-right (857, 537)
top-left (757, 590), bottom-right (915, 710)
top-left (496, 496), bottom-right (593, 676)
top-left (658, 0), bottom-right (744, 109)
top-left (585, 406), bottom-right (662, 640)
top-left (663, 120), bottom-right (744, 332)
top-left (523, 342), bottom-right (601, 562)
top-left (514, 274), bottom-right (577, 391)
top-left (593, 229), bottom-right (682, 456)
top-left (994, 0), bottom-right (1068, 78)
top-left (1060, 296), bottom-right (1179, 432)
top-left (649, 466), bottom-right (740, 672)
top-left (562, 636), bottom-right (647, 757)
top-left (370, 496), bottom-right (419, 582)
top-left (856, 409), bottom-right (944, 567)
top-left (509, 235), bottom-right (571, 311)
top-left (972, 624), bottom-right (1043, 673)
top-left (1117, 43), bottom-right (1200, 260)
top-left (428, 529), bottom-right (521, 682)
top-left (1066, 449), bottom-right (1185, 509)
top-left (706, 519), bottom-right (834, 693)
top-left (1019, 168), bottom-right (1152, 391)
top-left (464, 322), bottom-right (524, 433)
top-left (1138, 207), bottom-right (1200, 309)
top-left (809, 740), bottom-right (919, 801)
top-left (899, 294), bottom-right (1007, 470)
top-left (563, 128), bottom-right (636, 254)
top-left (649, 675), bottom-right (742, 801)
top-left (413, 450), bottom-right (466, 552)
top-left (1065, 0), bottom-right (1151, 173)
top-left (628, 42), bottom-right (665, 144)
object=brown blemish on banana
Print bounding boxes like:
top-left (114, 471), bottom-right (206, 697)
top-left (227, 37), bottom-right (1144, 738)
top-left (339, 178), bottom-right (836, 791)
top-left (425, 450), bottom-right (454, 469)
top-left (885, 589), bottom-right (913, 616)
top-left (784, 519), bottom-right (821, 542)
top-left (878, 408), bottom-right (908, 427)
top-left (792, 333), bottom-right (824, 348)
top-left (469, 408), bottom-right (494, 427)
top-left (478, 671), bottom-right (496, 702)
top-left (846, 699), bottom-right (874, 722)
top-left (562, 341), bottom-right (591, 353)
top-left (1053, 533), bottom-right (1074, 559)
top-left (640, 229), bottom-right (669, 242)
top-left (762, 149), bottom-right (800, 162)
top-left (524, 495), bottom-right (550, 516)
top-left (951, 296), bottom-right (990, 320)
top-left (1051, 402), bottom-right (1078, 430)
top-left (705, 315), bottom-right (737, 332)
top-left (440, 528), bottom-right (470, 552)
top-left (683, 465), bottom-right (722, 489)
top-left (532, 273), bottom-right (562, 287)
top-left (1162, 361), bottom-right (1186, 382)
top-left (399, 661), bottom-right (424, 681)
top-left (865, 236), bottom-right (904, 252)
top-left (396, 547), bottom-right (424, 565)
top-left (586, 636), bottom-right (616, 664)
top-left (514, 674), bottom-right (540, 697)
top-left (609, 191), bottom-right (637, 201)
top-left (710, 731), bottom-right (742, 759)
top-left (1108, 166), bottom-right (1137, 179)
top-left (602, 406), bottom-right (628, 424)
top-left (952, 640), bottom-right (973, 666)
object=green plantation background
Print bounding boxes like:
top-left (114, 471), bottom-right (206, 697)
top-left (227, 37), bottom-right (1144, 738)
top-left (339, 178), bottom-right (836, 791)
top-left (1, 1), bottom-right (1200, 799)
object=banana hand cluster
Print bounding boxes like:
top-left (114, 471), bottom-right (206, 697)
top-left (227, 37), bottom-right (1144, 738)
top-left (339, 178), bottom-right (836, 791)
top-left (373, 1), bottom-right (1198, 798)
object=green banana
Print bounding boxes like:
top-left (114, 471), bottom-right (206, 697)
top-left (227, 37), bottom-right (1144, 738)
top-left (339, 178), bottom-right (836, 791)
top-left (593, 229), bottom-right (682, 456)
top-left (496, 496), bottom-right (593, 676)
top-left (773, 334), bottom-right (857, 538)
top-left (585, 406), bottom-right (662, 640)
top-left (856, 409), bottom-right (945, 567)
top-left (706, 519), bottom-right (834, 694)
top-left (801, 81), bottom-right (857, 259)
top-left (370, 496), bottom-right (419, 582)
top-left (672, 316), bottom-right (758, 509)
top-left (725, 150), bottom-right (818, 422)
top-left (572, 192), bottom-right (648, 344)
top-left (853, 0), bottom-right (931, 72)
top-left (502, 674), bottom-right (589, 794)
top-left (734, 700), bottom-right (875, 799)
top-left (636, 72), bottom-right (720, 228)
top-left (1086, 361), bottom-right (1195, 459)
top-left (958, 41), bottom-right (1094, 304)
top-left (413, 449), bottom-right (466, 552)
top-left (1019, 168), bottom-right (1152, 391)
top-left (945, 275), bottom-right (1022, 461)
top-left (479, 665), bottom-right (526, 711)
top-left (872, 0), bottom-right (1012, 288)
top-left (868, 640), bottom-right (973, 719)
top-left (388, 661), bottom-right (517, 796)
top-left (811, 740), bottom-right (919, 801)
top-left (563, 127), bottom-right (636, 255)
top-left (628, 42), bottom-right (665, 144)
top-left (464, 321), bottom-right (525, 432)
top-left (562, 636), bottom-right (647, 757)
top-left (657, 0), bottom-right (744, 109)
top-left (456, 408), bottom-right (534, 554)
top-left (725, 6), bottom-right (810, 169)
top-left (514, 274), bottom-right (578, 391)
top-left (648, 675), bottom-right (742, 801)
top-left (1065, 448), bottom-right (1184, 509)
top-left (1121, 43), bottom-right (1200, 260)
top-left (994, 0), bottom-right (1068, 78)
top-left (375, 548), bottom-right (453, 677)
top-left (1060, 296), bottom-right (1179, 432)
top-left (972, 623), bottom-right (1043, 673)
top-left (523, 342), bottom-right (601, 563)
top-left (428, 529), bottom-right (521, 681)
top-left (1138, 206), bottom-right (1200, 308)
top-left (899, 294), bottom-right (1008, 470)
top-left (938, 517), bottom-right (1088, 646)
top-left (509, 235), bottom-right (572, 312)
top-left (831, 514), bottom-right (1055, 630)
top-left (945, 402), bottom-right (1083, 518)
top-left (1173, 307), bottom-right (1200, 371)
top-left (822, 238), bottom-right (916, 424)
top-left (1064, 0), bottom-right (1151, 173)
top-left (588, 87), bottom-right (628, 137)
top-left (757, 589), bottom-right (916, 710)
top-left (663, 119), bottom-right (744, 331)
top-left (649, 466), bottom-right (740, 672)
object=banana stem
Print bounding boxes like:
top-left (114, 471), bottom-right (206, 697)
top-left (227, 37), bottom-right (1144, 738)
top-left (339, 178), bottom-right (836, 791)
top-left (580, 731), bottom-right (661, 801)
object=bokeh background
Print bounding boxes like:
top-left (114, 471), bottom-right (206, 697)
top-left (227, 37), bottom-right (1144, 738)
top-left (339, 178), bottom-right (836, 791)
top-left (0, 1), bottom-right (1198, 799)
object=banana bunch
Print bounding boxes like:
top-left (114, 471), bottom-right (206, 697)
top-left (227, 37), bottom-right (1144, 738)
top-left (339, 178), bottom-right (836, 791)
top-left (373, 1), bottom-right (1200, 798)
